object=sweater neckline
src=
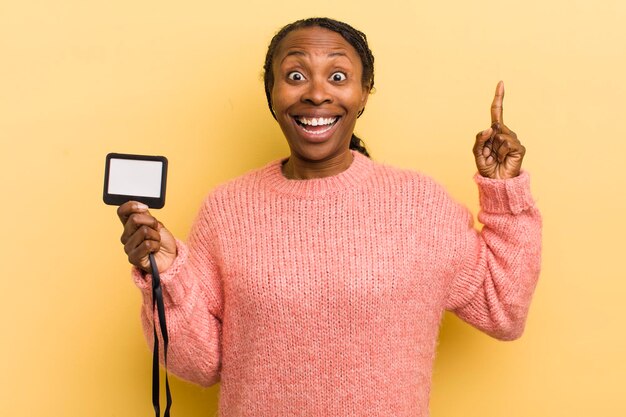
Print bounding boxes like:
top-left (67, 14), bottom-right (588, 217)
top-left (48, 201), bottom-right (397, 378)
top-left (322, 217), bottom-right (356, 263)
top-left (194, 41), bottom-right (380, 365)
top-left (261, 150), bottom-right (374, 198)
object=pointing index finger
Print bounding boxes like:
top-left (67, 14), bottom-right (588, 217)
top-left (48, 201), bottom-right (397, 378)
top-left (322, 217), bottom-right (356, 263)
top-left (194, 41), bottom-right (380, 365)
top-left (491, 80), bottom-right (505, 125)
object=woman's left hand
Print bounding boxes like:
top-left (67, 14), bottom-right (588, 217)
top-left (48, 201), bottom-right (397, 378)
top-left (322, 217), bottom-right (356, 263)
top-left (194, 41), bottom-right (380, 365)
top-left (473, 81), bottom-right (525, 179)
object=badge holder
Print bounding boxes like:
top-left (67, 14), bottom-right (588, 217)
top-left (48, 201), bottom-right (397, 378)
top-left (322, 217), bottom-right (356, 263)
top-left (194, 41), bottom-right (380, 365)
top-left (103, 153), bottom-right (172, 416)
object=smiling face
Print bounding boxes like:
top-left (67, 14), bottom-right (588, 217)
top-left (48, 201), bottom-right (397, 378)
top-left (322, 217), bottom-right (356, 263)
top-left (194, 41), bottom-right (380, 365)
top-left (271, 26), bottom-right (370, 167)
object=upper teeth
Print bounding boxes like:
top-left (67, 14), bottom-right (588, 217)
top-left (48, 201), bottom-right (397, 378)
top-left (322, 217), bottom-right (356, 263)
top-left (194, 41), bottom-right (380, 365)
top-left (297, 117), bottom-right (337, 126)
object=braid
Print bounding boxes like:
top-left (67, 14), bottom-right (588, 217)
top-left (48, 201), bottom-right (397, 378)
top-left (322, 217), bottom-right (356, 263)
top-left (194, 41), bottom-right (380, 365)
top-left (350, 134), bottom-right (370, 158)
top-left (263, 17), bottom-right (375, 158)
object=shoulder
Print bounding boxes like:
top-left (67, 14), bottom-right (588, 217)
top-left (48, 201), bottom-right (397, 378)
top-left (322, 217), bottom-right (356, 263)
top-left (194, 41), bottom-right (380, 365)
top-left (366, 158), bottom-right (449, 198)
top-left (198, 160), bottom-right (278, 211)
top-left (212, 166), bottom-right (266, 197)
top-left (367, 159), bottom-right (471, 220)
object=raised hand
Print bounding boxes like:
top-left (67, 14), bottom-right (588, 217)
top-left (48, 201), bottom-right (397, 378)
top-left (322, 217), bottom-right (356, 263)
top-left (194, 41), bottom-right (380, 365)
top-left (117, 201), bottom-right (177, 273)
top-left (473, 81), bottom-right (525, 179)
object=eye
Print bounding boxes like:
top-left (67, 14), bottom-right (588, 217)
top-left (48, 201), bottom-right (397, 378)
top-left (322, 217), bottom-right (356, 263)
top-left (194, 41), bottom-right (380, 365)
top-left (330, 72), bottom-right (347, 82)
top-left (287, 71), bottom-right (306, 81)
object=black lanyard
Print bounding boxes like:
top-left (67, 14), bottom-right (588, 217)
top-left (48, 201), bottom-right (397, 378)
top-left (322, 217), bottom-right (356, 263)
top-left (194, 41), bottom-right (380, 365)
top-left (150, 253), bottom-right (173, 417)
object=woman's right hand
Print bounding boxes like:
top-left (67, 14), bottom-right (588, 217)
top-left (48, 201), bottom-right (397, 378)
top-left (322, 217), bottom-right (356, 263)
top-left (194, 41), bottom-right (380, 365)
top-left (117, 201), bottom-right (177, 273)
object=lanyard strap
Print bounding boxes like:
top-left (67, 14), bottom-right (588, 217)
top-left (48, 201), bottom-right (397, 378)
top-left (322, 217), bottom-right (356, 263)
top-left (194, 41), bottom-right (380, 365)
top-left (150, 253), bottom-right (173, 417)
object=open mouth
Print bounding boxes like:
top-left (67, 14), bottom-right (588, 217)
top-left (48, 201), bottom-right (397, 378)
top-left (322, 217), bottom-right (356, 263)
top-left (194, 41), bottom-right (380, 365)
top-left (293, 116), bottom-right (340, 135)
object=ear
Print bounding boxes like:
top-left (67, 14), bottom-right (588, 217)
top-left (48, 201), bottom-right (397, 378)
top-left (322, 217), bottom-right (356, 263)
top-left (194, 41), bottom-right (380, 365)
top-left (361, 86), bottom-right (370, 107)
top-left (358, 86), bottom-right (371, 116)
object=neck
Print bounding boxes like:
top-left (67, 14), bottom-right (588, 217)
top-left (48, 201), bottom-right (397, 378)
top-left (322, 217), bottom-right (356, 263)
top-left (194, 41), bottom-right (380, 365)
top-left (282, 149), bottom-right (354, 180)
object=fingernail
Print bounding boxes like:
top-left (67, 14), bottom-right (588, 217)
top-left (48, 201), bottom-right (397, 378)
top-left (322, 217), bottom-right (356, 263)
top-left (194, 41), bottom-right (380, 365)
top-left (482, 128), bottom-right (492, 136)
top-left (135, 202), bottom-right (149, 210)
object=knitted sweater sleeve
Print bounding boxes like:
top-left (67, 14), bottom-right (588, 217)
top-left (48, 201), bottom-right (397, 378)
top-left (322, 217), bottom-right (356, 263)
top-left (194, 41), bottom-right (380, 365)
top-left (443, 171), bottom-right (542, 340)
top-left (131, 197), bottom-right (223, 387)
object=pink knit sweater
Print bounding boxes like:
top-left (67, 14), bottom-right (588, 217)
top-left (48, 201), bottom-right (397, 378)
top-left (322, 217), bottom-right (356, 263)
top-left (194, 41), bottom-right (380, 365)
top-left (132, 150), bottom-right (542, 416)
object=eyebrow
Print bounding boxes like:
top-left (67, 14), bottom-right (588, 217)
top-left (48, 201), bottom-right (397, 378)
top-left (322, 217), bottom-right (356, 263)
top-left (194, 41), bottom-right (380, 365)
top-left (281, 50), bottom-right (351, 64)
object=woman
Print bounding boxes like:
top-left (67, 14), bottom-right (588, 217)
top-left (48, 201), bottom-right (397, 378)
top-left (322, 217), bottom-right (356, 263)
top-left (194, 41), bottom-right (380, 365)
top-left (117, 17), bottom-right (541, 417)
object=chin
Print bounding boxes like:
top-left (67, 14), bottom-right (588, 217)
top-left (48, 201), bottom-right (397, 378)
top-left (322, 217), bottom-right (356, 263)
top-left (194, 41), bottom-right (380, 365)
top-left (287, 138), bottom-right (351, 162)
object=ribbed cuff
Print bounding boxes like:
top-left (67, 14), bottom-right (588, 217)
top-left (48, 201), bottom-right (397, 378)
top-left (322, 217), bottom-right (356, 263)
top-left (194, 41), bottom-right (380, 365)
top-left (131, 239), bottom-right (190, 305)
top-left (474, 171), bottom-right (535, 215)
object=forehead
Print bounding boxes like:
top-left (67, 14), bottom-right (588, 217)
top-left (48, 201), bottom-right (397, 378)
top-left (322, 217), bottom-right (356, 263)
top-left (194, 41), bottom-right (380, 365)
top-left (274, 26), bottom-right (360, 63)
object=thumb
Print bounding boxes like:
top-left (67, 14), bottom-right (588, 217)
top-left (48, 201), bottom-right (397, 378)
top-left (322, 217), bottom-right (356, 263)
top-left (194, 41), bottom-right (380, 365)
top-left (473, 127), bottom-right (493, 155)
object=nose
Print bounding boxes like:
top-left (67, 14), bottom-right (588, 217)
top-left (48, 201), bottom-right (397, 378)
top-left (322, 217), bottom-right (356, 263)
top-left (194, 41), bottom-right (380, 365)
top-left (301, 77), bottom-right (332, 106)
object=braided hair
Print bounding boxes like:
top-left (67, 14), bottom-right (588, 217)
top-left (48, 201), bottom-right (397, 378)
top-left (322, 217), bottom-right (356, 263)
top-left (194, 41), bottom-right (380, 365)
top-left (263, 17), bottom-right (375, 158)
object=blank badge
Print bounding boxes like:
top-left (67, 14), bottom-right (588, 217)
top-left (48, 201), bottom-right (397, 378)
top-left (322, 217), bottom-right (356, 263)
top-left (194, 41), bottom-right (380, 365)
top-left (103, 153), bottom-right (168, 209)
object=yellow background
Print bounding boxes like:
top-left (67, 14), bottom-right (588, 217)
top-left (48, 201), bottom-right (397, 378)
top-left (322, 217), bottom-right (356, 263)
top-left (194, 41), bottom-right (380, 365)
top-left (1, 0), bottom-right (624, 416)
